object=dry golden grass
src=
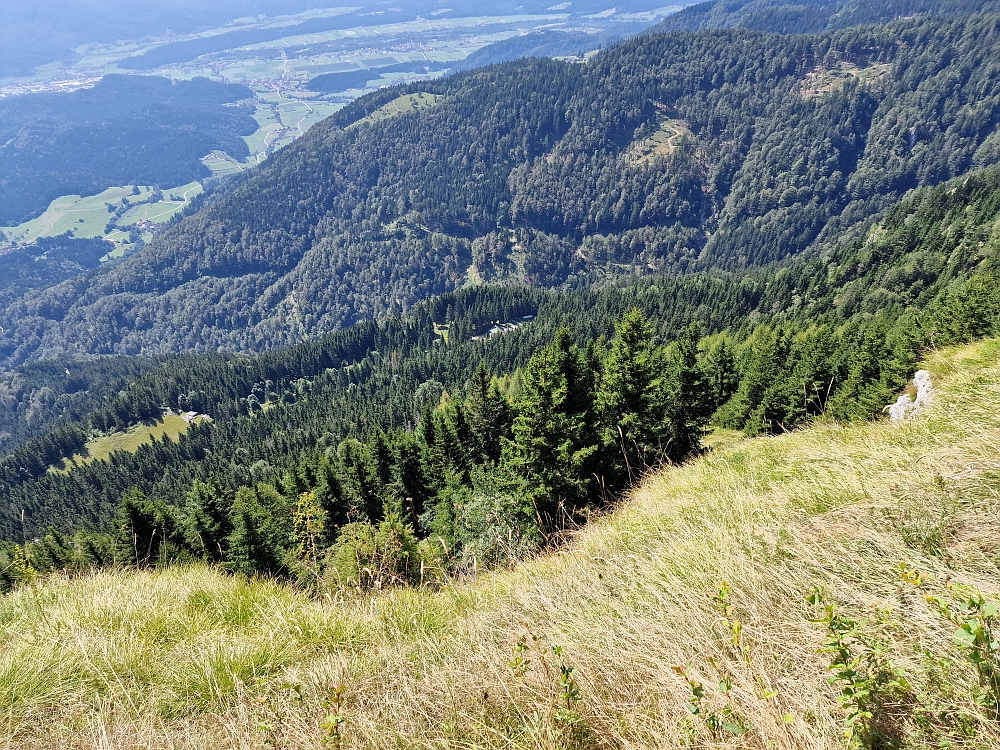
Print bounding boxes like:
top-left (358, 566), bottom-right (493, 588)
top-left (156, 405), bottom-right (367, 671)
top-left (4, 339), bottom-right (1000, 749)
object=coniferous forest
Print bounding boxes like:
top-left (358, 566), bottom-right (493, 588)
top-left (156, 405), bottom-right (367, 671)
top-left (5, 14), bottom-right (1000, 363)
top-left (4, 2), bottom-right (1000, 594)
top-left (2, 162), bottom-right (999, 591)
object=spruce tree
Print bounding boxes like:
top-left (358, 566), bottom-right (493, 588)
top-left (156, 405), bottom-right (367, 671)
top-left (314, 456), bottom-right (348, 533)
top-left (182, 478), bottom-right (231, 561)
top-left (704, 338), bottom-right (739, 415)
top-left (661, 322), bottom-right (712, 461)
top-left (503, 327), bottom-right (599, 534)
top-left (465, 364), bottom-right (514, 462)
top-left (112, 488), bottom-right (177, 567)
top-left (338, 438), bottom-right (382, 522)
top-left (227, 487), bottom-right (281, 576)
top-left (597, 308), bottom-right (665, 485)
top-left (394, 431), bottom-right (431, 527)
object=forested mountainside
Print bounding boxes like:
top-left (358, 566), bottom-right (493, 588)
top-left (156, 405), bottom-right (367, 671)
top-left (1, 165), bottom-right (998, 586)
top-left (654, 0), bottom-right (1000, 33)
top-left (3, 15), bottom-right (1000, 365)
top-left (0, 236), bottom-right (112, 309)
top-left (0, 75), bottom-right (255, 226)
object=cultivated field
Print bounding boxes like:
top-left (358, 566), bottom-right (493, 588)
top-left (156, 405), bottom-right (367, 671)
top-left (0, 186), bottom-right (154, 244)
top-left (1, 181), bottom-right (203, 250)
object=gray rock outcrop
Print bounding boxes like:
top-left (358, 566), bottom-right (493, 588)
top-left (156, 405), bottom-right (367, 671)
top-left (888, 370), bottom-right (933, 423)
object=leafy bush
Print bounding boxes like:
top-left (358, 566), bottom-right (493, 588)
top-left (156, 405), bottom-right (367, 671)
top-left (323, 514), bottom-right (429, 592)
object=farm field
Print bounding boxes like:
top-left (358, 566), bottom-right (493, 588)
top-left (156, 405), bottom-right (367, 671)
top-left (0, 186), bottom-right (156, 244)
top-left (119, 182), bottom-right (203, 224)
top-left (201, 151), bottom-right (251, 176)
top-left (249, 93), bottom-right (341, 158)
top-left (1, 181), bottom-right (203, 250)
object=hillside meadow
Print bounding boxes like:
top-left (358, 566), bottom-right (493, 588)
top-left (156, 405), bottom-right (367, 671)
top-left (3, 338), bottom-right (1000, 748)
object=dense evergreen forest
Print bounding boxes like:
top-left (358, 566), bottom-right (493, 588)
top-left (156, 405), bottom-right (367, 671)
top-left (2, 166), bottom-right (999, 591)
top-left (5, 14), bottom-right (1000, 364)
top-left (653, 0), bottom-right (1000, 34)
top-left (5, 0), bottom-right (1000, 594)
top-left (0, 75), bottom-right (255, 226)
top-left (0, 235), bottom-right (112, 308)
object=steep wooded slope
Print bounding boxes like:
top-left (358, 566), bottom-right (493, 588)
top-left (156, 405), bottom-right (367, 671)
top-left (4, 16), bottom-right (1000, 364)
top-left (2, 165), bottom-right (998, 542)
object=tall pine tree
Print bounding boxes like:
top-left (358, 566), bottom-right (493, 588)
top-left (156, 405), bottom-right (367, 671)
top-left (503, 327), bottom-right (599, 534)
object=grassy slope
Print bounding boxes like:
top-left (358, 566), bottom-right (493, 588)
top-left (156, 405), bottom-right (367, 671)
top-left (4, 339), bottom-right (1000, 748)
top-left (0, 183), bottom-right (204, 248)
top-left (54, 414), bottom-right (200, 471)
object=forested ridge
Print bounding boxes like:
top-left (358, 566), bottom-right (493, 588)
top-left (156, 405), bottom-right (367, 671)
top-left (2, 166), bottom-right (999, 589)
top-left (653, 0), bottom-right (1000, 34)
top-left (5, 14), bottom-right (1000, 364)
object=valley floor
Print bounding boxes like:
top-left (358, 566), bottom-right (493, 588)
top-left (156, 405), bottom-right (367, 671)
top-left (4, 339), bottom-right (1000, 748)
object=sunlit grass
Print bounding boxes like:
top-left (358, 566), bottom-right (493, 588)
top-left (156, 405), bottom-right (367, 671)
top-left (55, 414), bottom-right (201, 472)
top-left (353, 92), bottom-right (442, 128)
top-left (5, 339), bottom-right (1000, 748)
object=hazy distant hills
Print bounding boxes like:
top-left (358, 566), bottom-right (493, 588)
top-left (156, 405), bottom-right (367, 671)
top-left (3, 13), bottom-right (1000, 365)
top-left (0, 75), bottom-right (255, 226)
top-left (0, 0), bottom-right (323, 78)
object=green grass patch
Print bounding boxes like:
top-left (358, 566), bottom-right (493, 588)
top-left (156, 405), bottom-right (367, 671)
top-left (1, 186), bottom-right (154, 244)
top-left (57, 414), bottom-right (202, 471)
top-left (1, 181), bottom-right (204, 247)
top-left (201, 151), bottom-right (249, 176)
top-left (353, 92), bottom-right (442, 127)
top-left (627, 115), bottom-right (692, 164)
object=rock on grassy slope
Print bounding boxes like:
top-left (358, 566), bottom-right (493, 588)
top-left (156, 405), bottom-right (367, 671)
top-left (4, 339), bottom-right (1000, 748)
